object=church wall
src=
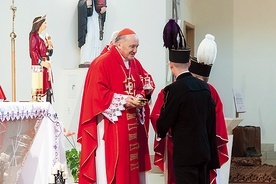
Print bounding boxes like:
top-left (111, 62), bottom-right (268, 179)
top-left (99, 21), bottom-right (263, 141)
top-left (187, 0), bottom-right (276, 148)
top-left (233, 0), bottom-right (276, 147)
top-left (185, 0), bottom-right (234, 118)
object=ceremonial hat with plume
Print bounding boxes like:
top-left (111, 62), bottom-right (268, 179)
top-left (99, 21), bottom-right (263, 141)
top-left (189, 34), bottom-right (217, 77)
top-left (163, 19), bottom-right (190, 63)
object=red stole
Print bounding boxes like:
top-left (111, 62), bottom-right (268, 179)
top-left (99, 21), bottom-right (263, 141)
top-left (208, 83), bottom-right (229, 184)
top-left (132, 58), bottom-right (155, 172)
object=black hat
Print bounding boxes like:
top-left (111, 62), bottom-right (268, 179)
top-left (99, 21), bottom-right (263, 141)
top-left (163, 19), bottom-right (190, 63)
top-left (189, 34), bottom-right (217, 77)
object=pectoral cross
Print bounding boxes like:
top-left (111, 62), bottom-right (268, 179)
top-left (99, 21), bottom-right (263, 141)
top-left (125, 77), bottom-right (134, 95)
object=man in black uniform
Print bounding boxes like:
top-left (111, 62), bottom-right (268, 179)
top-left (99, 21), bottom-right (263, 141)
top-left (156, 19), bottom-right (218, 184)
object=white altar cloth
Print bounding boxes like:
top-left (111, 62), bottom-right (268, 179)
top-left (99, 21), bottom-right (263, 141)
top-left (0, 102), bottom-right (66, 184)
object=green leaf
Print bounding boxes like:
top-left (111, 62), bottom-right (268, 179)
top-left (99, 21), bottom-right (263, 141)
top-left (65, 148), bottom-right (80, 182)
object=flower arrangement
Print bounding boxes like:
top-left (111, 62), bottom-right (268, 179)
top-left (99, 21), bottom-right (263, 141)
top-left (64, 128), bottom-right (80, 183)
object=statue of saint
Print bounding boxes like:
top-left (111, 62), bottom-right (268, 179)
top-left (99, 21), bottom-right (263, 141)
top-left (78, 0), bottom-right (107, 67)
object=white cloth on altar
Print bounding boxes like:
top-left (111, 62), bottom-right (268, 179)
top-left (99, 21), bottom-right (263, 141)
top-left (0, 102), bottom-right (66, 184)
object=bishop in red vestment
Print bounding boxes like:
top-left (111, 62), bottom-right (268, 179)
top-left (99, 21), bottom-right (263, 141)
top-left (100, 30), bottom-right (156, 178)
top-left (77, 28), bottom-right (152, 184)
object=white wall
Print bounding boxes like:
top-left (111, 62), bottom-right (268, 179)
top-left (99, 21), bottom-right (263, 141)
top-left (233, 0), bottom-right (276, 145)
top-left (187, 0), bottom-right (234, 118)
top-left (188, 0), bottom-right (276, 147)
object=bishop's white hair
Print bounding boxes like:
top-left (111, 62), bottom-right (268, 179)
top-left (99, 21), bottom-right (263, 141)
top-left (110, 30), bottom-right (119, 44)
top-left (196, 34), bottom-right (217, 65)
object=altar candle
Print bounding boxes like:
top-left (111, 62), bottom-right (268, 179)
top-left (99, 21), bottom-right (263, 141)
top-left (49, 175), bottom-right (55, 184)
top-left (61, 164), bottom-right (65, 171)
top-left (5, 154), bottom-right (10, 161)
top-left (1, 153), bottom-right (7, 161)
top-left (3, 172), bottom-right (8, 180)
top-left (4, 162), bottom-right (9, 169)
top-left (55, 162), bottom-right (61, 170)
top-left (62, 171), bottom-right (68, 179)
top-left (51, 167), bottom-right (57, 175)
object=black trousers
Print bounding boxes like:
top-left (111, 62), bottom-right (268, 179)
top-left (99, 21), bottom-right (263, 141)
top-left (174, 162), bottom-right (208, 184)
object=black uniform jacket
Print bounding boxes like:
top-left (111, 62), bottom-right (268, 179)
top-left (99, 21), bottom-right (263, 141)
top-left (156, 72), bottom-right (219, 168)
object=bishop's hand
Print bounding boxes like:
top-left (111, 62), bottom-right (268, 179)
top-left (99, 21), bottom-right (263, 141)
top-left (125, 96), bottom-right (146, 109)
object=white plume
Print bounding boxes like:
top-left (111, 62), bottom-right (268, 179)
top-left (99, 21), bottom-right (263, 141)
top-left (196, 34), bottom-right (217, 65)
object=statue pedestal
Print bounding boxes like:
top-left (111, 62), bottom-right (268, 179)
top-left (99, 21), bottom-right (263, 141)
top-left (216, 118), bottom-right (243, 184)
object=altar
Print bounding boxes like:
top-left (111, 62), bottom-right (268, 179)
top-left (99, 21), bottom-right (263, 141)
top-left (0, 102), bottom-right (66, 184)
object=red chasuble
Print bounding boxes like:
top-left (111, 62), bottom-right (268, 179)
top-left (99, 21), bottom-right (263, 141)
top-left (99, 45), bottom-right (155, 173)
top-left (150, 84), bottom-right (229, 184)
top-left (132, 58), bottom-right (155, 172)
top-left (208, 83), bottom-right (229, 184)
top-left (100, 45), bottom-right (110, 55)
top-left (78, 46), bottom-right (146, 184)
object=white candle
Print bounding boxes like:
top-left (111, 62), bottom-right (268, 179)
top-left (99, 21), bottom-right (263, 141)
top-left (61, 164), bottom-right (65, 171)
top-left (1, 153), bottom-right (5, 161)
top-left (62, 171), bottom-right (68, 179)
top-left (5, 154), bottom-right (10, 162)
top-left (4, 162), bottom-right (9, 169)
top-left (51, 167), bottom-right (57, 175)
top-left (55, 162), bottom-right (61, 170)
top-left (3, 172), bottom-right (8, 180)
top-left (49, 175), bottom-right (55, 184)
